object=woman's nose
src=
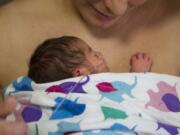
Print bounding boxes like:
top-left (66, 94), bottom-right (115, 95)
top-left (104, 0), bottom-right (128, 16)
top-left (128, 0), bottom-right (146, 6)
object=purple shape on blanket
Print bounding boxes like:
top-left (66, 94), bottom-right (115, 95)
top-left (162, 93), bottom-right (180, 112)
top-left (21, 105), bottom-right (42, 122)
top-left (157, 122), bottom-right (179, 135)
top-left (46, 76), bottom-right (90, 94)
top-left (13, 76), bottom-right (33, 91)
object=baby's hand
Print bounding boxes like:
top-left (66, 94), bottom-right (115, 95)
top-left (130, 52), bottom-right (153, 72)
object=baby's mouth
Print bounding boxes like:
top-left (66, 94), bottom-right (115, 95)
top-left (96, 59), bottom-right (106, 68)
top-left (90, 59), bottom-right (106, 74)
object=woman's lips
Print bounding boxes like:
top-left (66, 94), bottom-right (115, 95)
top-left (92, 6), bottom-right (115, 22)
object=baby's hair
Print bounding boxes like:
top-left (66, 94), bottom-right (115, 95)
top-left (28, 36), bottom-right (88, 83)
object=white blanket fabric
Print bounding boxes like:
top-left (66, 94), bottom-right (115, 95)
top-left (5, 72), bottom-right (180, 135)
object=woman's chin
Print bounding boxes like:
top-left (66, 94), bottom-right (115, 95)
top-left (88, 19), bottom-right (119, 29)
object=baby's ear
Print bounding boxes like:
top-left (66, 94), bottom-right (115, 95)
top-left (72, 67), bottom-right (89, 76)
top-left (72, 68), bottom-right (81, 77)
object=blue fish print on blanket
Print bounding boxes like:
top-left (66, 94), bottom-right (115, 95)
top-left (111, 123), bottom-right (137, 134)
top-left (13, 76), bottom-right (33, 91)
top-left (48, 122), bottom-right (81, 135)
top-left (96, 76), bottom-right (137, 102)
top-left (46, 76), bottom-right (90, 94)
top-left (50, 97), bottom-right (86, 120)
top-left (83, 130), bottom-right (122, 135)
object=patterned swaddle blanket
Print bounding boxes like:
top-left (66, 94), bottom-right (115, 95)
top-left (5, 72), bottom-right (180, 135)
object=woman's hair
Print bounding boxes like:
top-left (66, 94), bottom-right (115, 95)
top-left (28, 36), bottom-right (87, 83)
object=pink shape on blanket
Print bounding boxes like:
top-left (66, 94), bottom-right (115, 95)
top-left (145, 81), bottom-right (178, 112)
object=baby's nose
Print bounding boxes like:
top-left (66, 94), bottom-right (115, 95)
top-left (95, 51), bottom-right (103, 59)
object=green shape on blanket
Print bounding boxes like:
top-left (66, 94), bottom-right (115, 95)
top-left (35, 124), bottom-right (39, 135)
top-left (101, 106), bottom-right (128, 120)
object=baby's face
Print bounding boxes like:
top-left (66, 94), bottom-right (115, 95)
top-left (80, 42), bottom-right (109, 73)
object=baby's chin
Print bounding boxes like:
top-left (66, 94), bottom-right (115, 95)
top-left (104, 66), bottom-right (110, 72)
top-left (100, 64), bottom-right (110, 73)
top-left (101, 60), bottom-right (109, 72)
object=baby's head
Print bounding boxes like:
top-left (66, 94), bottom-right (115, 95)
top-left (28, 36), bottom-right (109, 83)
